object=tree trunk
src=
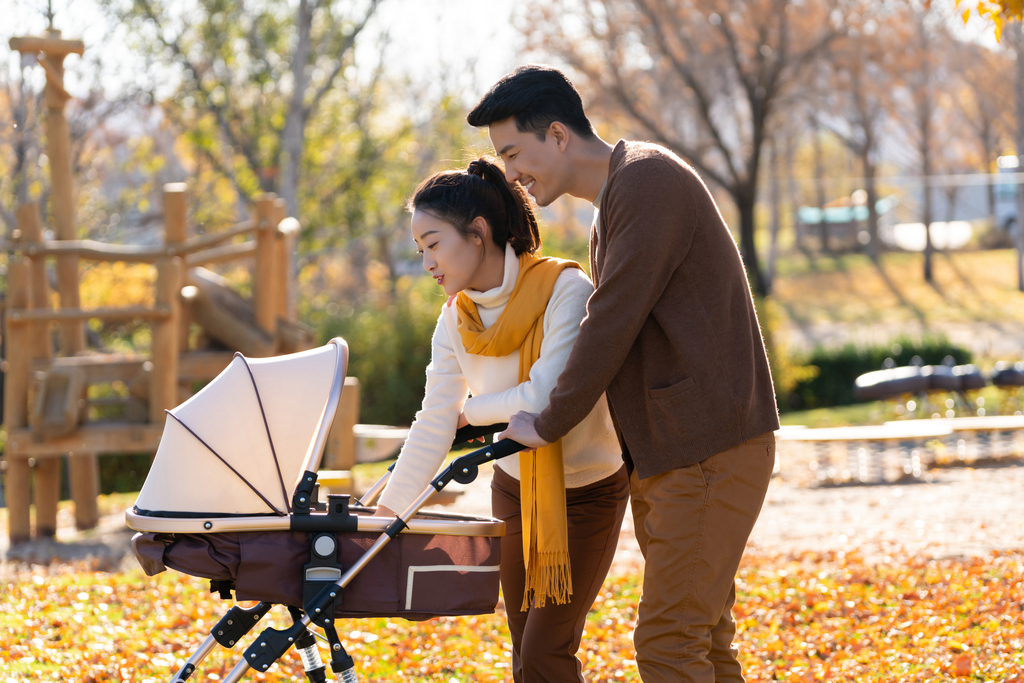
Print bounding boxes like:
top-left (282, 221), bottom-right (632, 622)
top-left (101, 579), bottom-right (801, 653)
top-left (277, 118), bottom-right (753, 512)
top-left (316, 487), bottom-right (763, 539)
top-left (919, 21), bottom-right (934, 283)
top-left (737, 190), bottom-right (767, 297)
top-left (279, 0), bottom-right (312, 222)
top-left (813, 122), bottom-right (829, 254)
top-left (1016, 22), bottom-right (1024, 292)
top-left (785, 130), bottom-right (801, 250)
top-left (277, 0), bottom-right (312, 323)
top-left (767, 138), bottom-right (781, 289)
top-left (922, 147), bottom-right (934, 282)
top-left (862, 153), bottom-right (879, 261)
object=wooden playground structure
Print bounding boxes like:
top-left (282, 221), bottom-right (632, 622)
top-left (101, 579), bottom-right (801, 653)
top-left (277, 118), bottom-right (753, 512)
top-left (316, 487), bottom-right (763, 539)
top-left (2, 31), bottom-right (359, 545)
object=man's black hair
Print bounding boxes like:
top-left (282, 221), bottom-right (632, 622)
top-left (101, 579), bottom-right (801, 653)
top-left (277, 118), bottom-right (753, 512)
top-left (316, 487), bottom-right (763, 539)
top-left (467, 64), bottom-right (596, 141)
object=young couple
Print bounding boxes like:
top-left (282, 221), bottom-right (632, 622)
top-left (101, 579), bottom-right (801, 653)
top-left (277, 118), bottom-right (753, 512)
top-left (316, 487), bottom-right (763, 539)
top-left (375, 65), bottom-right (780, 683)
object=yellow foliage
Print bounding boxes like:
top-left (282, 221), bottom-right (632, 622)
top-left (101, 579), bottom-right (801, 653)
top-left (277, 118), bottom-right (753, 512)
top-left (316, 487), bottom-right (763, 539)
top-left (79, 262), bottom-right (156, 308)
top-left (759, 295), bottom-right (820, 397)
top-left (956, 0), bottom-right (1024, 40)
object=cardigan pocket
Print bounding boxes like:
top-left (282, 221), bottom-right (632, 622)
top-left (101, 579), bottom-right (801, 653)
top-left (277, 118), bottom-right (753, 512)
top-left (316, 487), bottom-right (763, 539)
top-left (647, 376), bottom-right (696, 400)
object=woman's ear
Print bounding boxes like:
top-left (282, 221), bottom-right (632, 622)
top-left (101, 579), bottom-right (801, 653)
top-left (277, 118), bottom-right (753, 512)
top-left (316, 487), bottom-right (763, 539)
top-left (470, 216), bottom-right (490, 244)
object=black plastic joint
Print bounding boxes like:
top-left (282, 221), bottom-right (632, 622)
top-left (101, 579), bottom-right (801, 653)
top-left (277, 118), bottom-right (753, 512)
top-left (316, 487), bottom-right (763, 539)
top-left (242, 622), bottom-right (307, 673)
top-left (384, 517), bottom-right (408, 538)
top-left (212, 603), bottom-right (271, 648)
top-left (173, 663), bottom-right (196, 682)
top-left (293, 470), bottom-right (319, 515)
top-left (290, 494), bottom-right (358, 533)
top-left (331, 654), bottom-right (355, 673)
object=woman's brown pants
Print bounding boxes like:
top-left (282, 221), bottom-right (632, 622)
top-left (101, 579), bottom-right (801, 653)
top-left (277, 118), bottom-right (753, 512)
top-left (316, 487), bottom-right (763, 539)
top-left (491, 465), bottom-right (629, 683)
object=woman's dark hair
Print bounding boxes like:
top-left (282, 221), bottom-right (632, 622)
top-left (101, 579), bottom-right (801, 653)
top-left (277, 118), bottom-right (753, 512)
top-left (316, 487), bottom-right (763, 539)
top-left (467, 64), bottom-right (595, 141)
top-left (408, 158), bottom-right (541, 256)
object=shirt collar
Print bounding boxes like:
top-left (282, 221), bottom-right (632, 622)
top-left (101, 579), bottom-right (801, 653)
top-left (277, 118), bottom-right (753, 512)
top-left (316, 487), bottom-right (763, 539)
top-left (593, 178), bottom-right (607, 210)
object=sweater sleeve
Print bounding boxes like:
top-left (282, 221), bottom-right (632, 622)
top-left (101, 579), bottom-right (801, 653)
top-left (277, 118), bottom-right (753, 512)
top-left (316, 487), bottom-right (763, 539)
top-left (377, 313), bottom-right (468, 514)
top-left (461, 269), bottom-right (592, 426)
top-left (534, 158), bottom-right (696, 443)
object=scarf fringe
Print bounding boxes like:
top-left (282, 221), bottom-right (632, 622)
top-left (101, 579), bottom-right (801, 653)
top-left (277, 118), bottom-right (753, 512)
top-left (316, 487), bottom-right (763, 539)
top-left (520, 550), bottom-right (573, 611)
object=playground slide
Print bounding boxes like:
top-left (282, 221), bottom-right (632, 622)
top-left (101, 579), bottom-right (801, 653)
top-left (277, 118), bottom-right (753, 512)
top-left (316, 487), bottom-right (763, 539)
top-left (184, 267), bottom-right (277, 357)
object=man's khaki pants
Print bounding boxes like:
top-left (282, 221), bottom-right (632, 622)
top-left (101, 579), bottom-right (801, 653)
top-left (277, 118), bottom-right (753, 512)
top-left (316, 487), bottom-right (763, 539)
top-left (630, 432), bottom-right (776, 683)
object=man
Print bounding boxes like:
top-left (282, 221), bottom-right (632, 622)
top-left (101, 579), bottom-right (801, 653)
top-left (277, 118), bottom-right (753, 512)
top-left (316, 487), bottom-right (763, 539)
top-left (470, 65), bottom-right (780, 683)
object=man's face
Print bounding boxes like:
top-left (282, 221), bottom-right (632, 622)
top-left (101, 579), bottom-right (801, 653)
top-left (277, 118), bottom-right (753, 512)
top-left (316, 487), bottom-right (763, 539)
top-left (488, 118), bottom-right (569, 207)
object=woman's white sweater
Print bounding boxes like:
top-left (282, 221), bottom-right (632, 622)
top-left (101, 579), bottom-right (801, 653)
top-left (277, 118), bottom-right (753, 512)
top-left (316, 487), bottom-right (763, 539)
top-left (377, 244), bottom-right (624, 515)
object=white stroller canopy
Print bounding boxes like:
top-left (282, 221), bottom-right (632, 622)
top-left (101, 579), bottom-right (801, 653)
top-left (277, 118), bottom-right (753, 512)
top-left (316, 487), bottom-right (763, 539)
top-left (135, 340), bottom-right (347, 517)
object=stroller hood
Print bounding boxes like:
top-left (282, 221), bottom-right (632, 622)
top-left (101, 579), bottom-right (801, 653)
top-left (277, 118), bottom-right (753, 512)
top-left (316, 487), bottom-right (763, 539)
top-left (134, 340), bottom-right (347, 518)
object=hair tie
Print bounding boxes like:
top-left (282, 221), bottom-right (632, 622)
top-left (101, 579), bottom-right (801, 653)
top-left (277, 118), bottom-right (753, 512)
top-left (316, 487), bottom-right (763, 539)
top-left (467, 159), bottom-right (488, 178)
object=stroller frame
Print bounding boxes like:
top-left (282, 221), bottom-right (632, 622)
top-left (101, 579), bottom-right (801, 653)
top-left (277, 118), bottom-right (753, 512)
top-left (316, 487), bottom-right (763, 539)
top-left (126, 338), bottom-right (523, 683)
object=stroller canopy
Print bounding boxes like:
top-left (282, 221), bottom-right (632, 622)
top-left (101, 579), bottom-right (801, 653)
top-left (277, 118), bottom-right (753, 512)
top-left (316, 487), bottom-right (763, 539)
top-left (135, 341), bottom-right (347, 517)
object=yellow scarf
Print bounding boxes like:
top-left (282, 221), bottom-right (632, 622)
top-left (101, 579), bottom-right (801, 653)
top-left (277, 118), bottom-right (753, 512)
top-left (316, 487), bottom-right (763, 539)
top-left (455, 251), bottom-right (582, 610)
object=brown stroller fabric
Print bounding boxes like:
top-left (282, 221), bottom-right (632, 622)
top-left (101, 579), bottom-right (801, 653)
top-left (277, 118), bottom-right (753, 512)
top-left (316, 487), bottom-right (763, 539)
top-left (133, 528), bottom-right (501, 621)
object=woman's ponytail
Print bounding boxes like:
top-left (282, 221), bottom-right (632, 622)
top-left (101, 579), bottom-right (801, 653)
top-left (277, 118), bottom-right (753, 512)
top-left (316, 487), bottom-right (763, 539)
top-left (409, 157), bottom-right (541, 256)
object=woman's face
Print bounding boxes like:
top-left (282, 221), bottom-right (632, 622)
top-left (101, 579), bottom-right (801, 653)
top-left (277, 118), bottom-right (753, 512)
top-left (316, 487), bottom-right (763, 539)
top-left (411, 210), bottom-right (489, 296)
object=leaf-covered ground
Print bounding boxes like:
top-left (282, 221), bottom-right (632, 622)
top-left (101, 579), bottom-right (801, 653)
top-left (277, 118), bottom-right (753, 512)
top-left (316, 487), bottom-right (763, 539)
top-left (2, 549), bottom-right (1023, 682)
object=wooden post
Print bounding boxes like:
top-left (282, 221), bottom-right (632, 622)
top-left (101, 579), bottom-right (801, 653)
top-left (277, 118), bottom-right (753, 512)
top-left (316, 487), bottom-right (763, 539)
top-left (163, 183), bottom-right (188, 246)
top-left (163, 184), bottom-right (191, 352)
top-left (19, 204), bottom-right (53, 359)
top-left (323, 377), bottom-right (360, 470)
top-left (272, 198), bottom-right (290, 323)
top-left (15, 31), bottom-right (87, 355)
top-left (18, 203), bottom-right (60, 538)
top-left (68, 453), bottom-right (99, 531)
top-left (150, 258), bottom-right (183, 425)
top-left (11, 30), bottom-right (91, 532)
top-left (3, 258), bottom-right (33, 543)
top-left (254, 194), bottom-right (279, 340)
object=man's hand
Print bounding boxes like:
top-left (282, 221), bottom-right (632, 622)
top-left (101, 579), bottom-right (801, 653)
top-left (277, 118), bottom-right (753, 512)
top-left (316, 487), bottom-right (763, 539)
top-left (497, 411), bottom-right (550, 450)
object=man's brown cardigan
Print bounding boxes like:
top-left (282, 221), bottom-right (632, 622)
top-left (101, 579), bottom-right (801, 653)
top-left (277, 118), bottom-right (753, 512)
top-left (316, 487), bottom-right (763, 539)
top-left (534, 140), bottom-right (780, 478)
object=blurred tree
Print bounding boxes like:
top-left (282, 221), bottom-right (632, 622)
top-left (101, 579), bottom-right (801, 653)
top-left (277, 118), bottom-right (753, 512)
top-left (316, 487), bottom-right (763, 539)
top-left (1013, 20), bottom-right (1024, 291)
top-left (951, 40), bottom-right (1014, 225)
top-left (0, 56), bottom-right (44, 238)
top-left (111, 0), bottom-right (381, 218)
top-left (889, 2), bottom-right (949, 282)
top-left (816, 3), bottom-right (908, 260)
top-left (519, 0), bottom-right (845, 296)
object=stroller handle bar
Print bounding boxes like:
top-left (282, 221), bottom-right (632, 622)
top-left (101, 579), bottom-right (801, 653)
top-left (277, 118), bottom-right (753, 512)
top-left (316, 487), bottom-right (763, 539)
top-left (356, 422), bottom-right (510, 507)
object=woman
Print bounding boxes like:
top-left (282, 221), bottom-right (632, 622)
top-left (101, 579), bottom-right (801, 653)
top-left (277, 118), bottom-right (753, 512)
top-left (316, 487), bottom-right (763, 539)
top-left (375, 158), bottom-right (628, 683)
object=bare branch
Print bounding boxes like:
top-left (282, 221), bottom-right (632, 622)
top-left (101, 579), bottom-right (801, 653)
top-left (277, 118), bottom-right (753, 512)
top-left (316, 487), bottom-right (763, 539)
top-left (305, 0), bottom-right (382, 121)
top-left (134, 0), bottom-right (264, 191)
top-left (632, 0), bottom-right (743, 188)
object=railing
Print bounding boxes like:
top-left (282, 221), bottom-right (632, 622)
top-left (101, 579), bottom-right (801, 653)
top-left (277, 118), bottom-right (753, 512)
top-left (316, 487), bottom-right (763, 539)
top-left (2, 183), bottom-right (301, 543)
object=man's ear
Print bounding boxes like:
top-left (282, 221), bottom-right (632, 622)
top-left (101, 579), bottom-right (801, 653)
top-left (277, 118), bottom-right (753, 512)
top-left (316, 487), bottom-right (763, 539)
top-left (548, 122), bottom-right (569, 151)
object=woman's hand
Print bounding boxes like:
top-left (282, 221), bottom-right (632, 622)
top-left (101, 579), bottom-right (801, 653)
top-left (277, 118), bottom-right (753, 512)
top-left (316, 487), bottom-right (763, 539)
top-left (457, 411), bottom-right (486, 443)
top-left (373, 504), bottom-right (397, 518)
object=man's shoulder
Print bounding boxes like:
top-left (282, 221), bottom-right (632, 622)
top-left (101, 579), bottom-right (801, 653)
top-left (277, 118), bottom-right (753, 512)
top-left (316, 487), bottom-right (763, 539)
top-left (608, 140), bottom-right (700, 192)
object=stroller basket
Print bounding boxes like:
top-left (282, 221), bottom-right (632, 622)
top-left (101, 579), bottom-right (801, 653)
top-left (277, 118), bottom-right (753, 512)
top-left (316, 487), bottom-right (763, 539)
top-left (126, 339), bottom-right (524, 682)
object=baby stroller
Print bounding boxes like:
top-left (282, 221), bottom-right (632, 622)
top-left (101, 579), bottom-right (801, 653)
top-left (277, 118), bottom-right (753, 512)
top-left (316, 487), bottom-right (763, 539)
top-left (127, 338), bottom-right (523, 683)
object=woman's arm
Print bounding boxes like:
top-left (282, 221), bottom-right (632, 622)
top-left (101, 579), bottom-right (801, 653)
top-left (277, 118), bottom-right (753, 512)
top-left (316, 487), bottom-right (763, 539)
top-left (460, 269), bottom-right (592, 426)
top-left (376, 317), bottom-right (468, 514)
